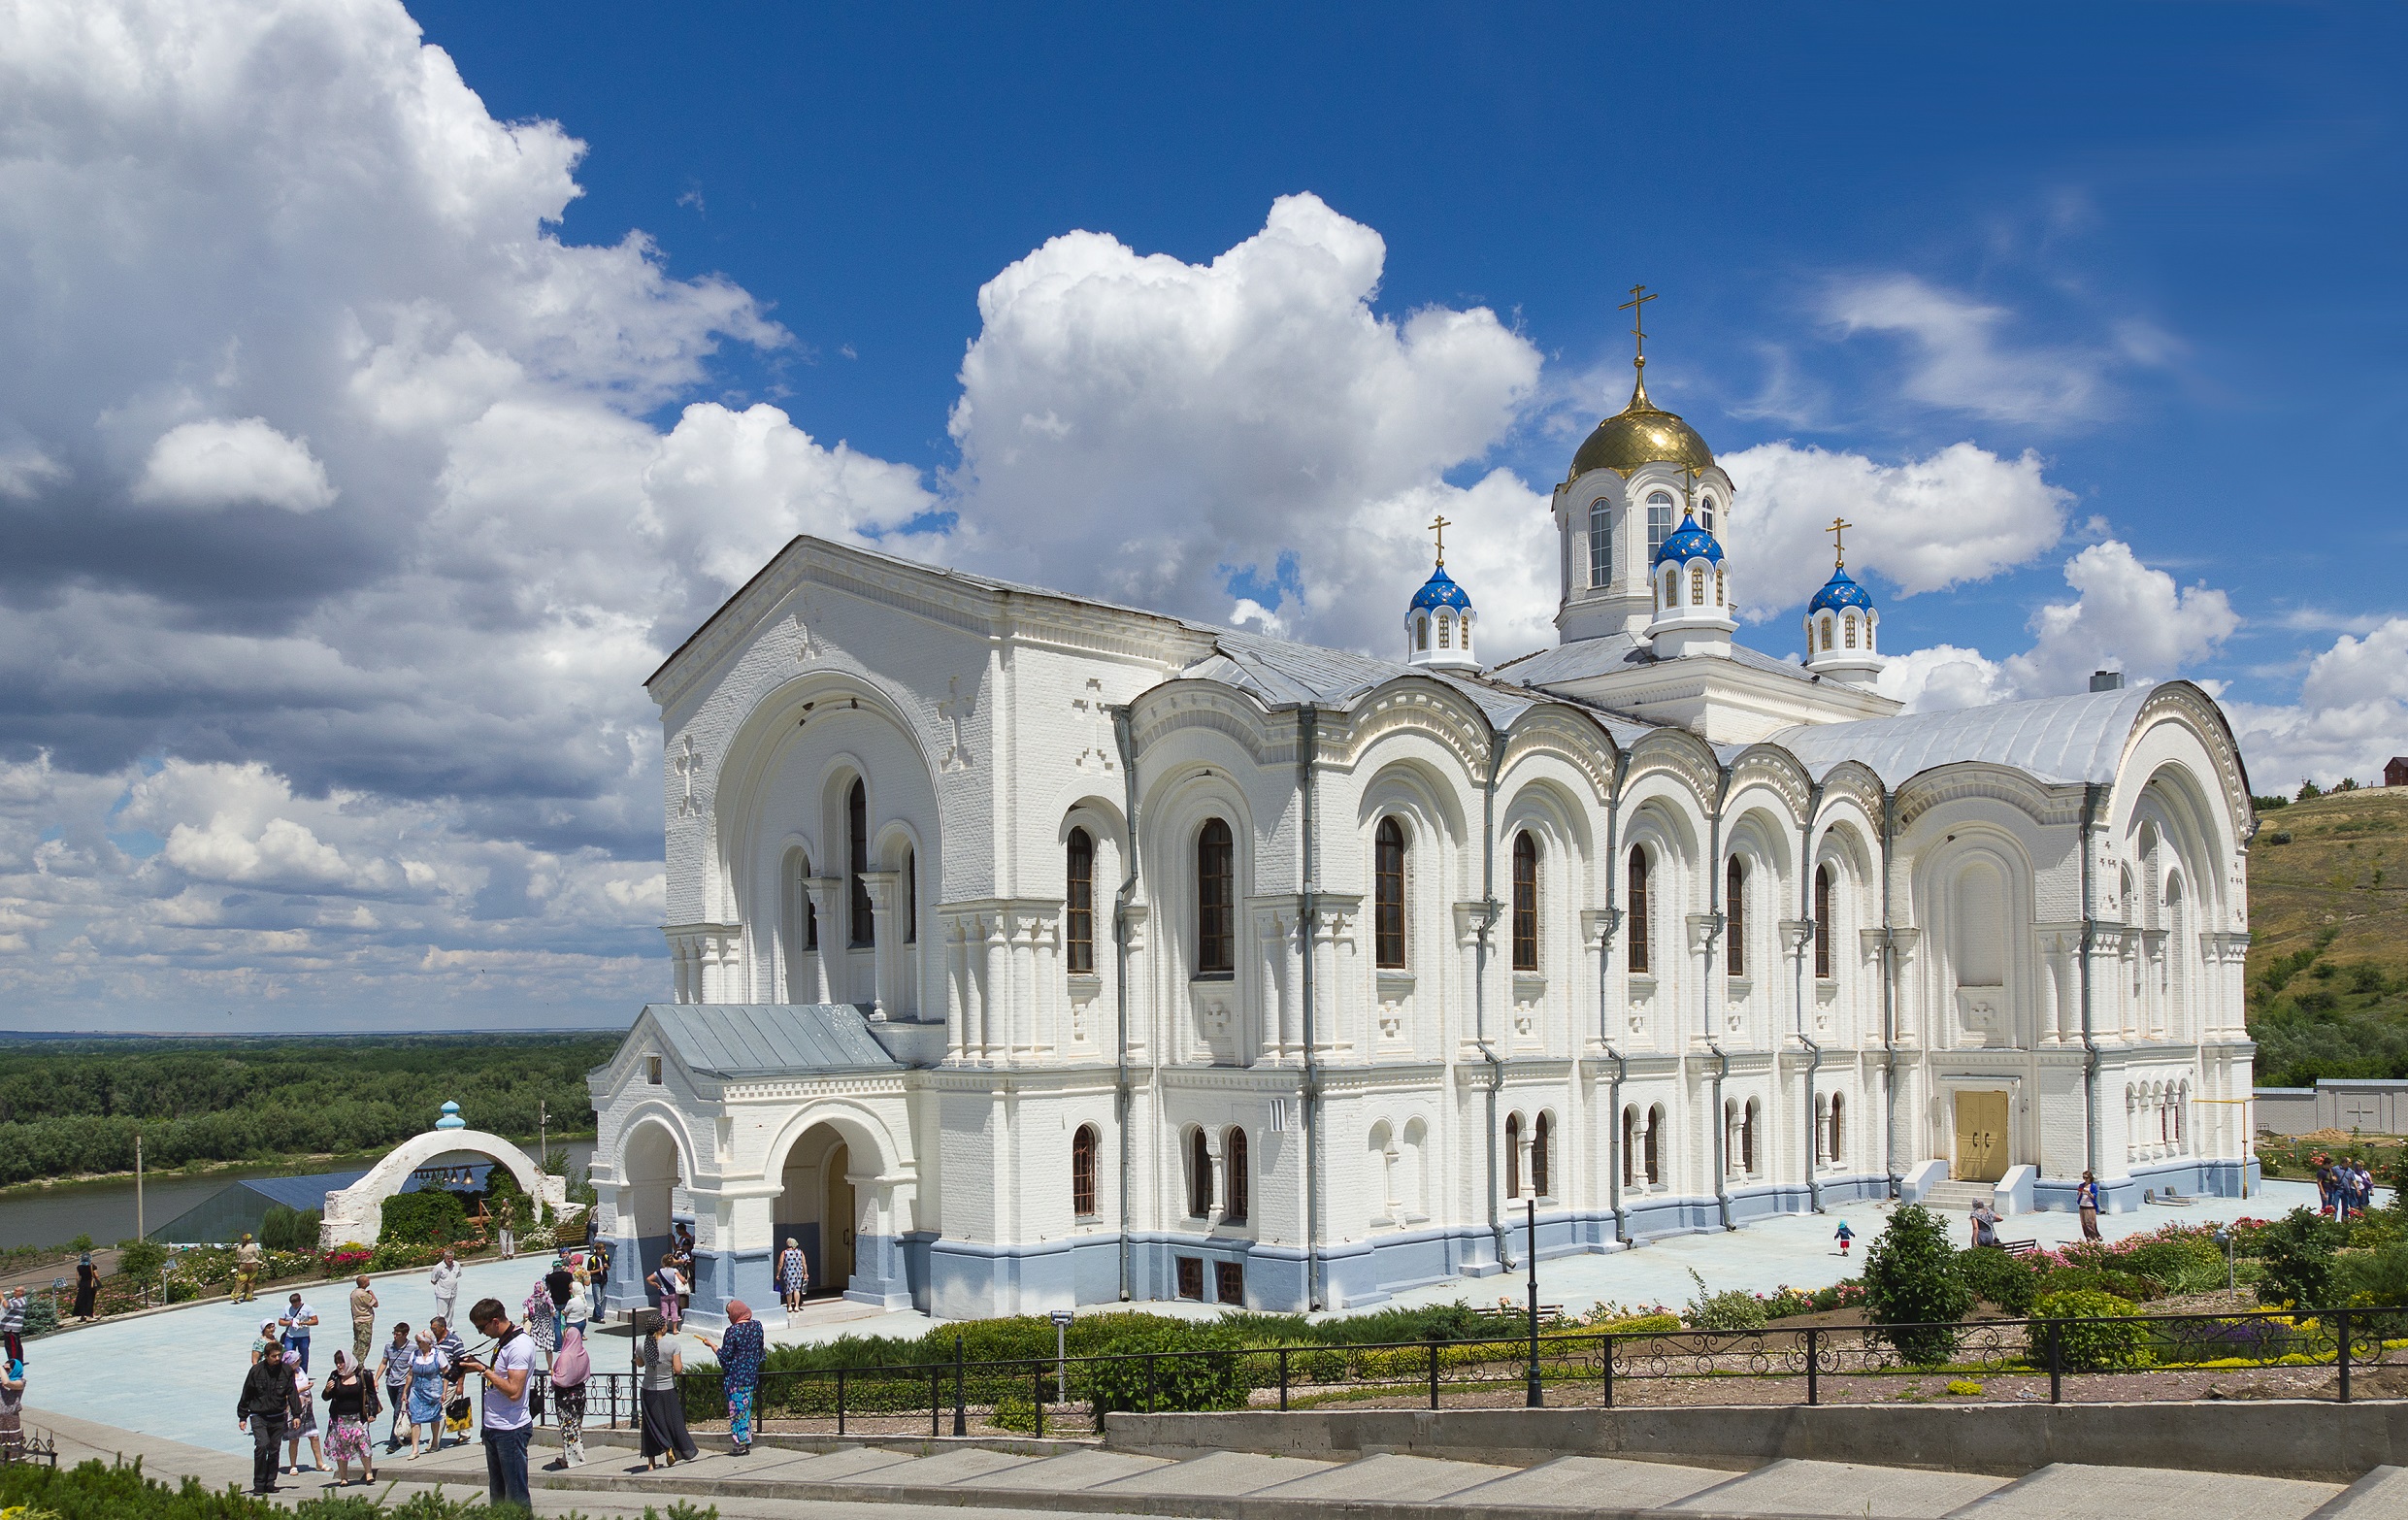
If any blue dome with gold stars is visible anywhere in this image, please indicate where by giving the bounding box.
[1409,564,1472,612]
[1808,564,1875,614]
[1650,509,1724,567]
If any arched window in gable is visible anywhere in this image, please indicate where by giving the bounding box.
[1066,828,1096,974]
[1374,817,1407,970]
[1813,864,1833,979]
[1726,856,1747,976]
[1196,818,1235,976]
[847,778,874,947]
[1511,831,1539,973]
[1072,1124,1099,1217]
[1589,499,1613,587]
[1628,847,1652,975]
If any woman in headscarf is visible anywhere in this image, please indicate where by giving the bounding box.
[319,1349,379,1486]
[636,1316,697,1470]
[546,1323,591,1470]
[694,1301,766,1456]
[521,1278,559,1367]
[72,1252,98,1322]
[404,1331,445,1459]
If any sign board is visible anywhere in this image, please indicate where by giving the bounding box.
[1051,1309,1074,1328]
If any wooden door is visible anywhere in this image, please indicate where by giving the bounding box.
[1952,1091,2010,1182]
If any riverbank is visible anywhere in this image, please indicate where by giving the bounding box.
[0,1137,597,1200]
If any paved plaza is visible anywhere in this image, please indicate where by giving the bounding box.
[17,1178,2327,1463]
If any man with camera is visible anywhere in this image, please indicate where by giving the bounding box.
[454,1297,538,1508]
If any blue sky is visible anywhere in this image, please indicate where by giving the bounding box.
[0,1,2401,1029]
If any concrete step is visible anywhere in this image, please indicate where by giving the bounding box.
[1666,1457,2009,1518]
[1922,1180,1997,1209]
[1446,1454,1739,1511]
[1248,1452,1520,1503]
[1951,1463,2343,1520]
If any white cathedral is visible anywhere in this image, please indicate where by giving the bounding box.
[588,335,2259,1327]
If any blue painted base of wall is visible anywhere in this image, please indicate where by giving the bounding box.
[2029,1157,2259,1216]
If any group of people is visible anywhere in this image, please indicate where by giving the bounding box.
[2317,1154,2380,1220]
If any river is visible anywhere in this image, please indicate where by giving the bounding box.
[0,1139,596,1251]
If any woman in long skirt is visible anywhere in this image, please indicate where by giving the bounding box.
[693,1300,766,1456]
[0,1357,24,1462]
[404,1333,445,1459]
[72,1253,98,1322]
[283,1368,324,1475]
[637,1327,697,1470]
[547,1325,590,1470]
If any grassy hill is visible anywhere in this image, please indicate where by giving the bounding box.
[2245,786,2408,1087]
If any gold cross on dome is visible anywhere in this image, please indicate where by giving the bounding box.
[1618,284,1657,372]
[1429,513,1450,566]
[1829,516,1853,568]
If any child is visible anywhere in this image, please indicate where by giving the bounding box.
[1833,1220,1854,1255]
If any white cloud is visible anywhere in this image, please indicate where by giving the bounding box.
[0,443,64,498]
[1876,644,2015,713]
[946,192,1545,657]
[2005,540,2237,696]
[132,417,337,512]
[2227,618,2408,792]
[1825,274,2125,425]
[1722,440,2071,612]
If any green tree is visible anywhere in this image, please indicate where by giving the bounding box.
[1862,1205,1974,1365]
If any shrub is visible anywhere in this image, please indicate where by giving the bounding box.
[2338,1241,2408,1336]
[116,1238,167,1285]
[2038,1265,2155,1303]
[379,1188,469,1247]
[2121,1234,2226,1296]
[2255,1206,2344,1308]
[1684,1270,1768,1331]
[1862,1206,1973,1366]
[1076,1320,1254,1414]
[2034,1288,2148,1371]
[1945,1379,1983,1396]
[20,1297,57,1337]
[1956,1246,2040,1314]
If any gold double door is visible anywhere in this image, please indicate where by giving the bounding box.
[1952,1091,2010,1183]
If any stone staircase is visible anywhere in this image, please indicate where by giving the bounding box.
[1919,1179,1996,1212]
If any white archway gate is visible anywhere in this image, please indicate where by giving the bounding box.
[318,1129,569,1250]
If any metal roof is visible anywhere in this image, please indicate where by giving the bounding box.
[1488,630,1814,689]
[643,1003,905,1078]
[1767,685,2152,788]
[1180,630,1571,733]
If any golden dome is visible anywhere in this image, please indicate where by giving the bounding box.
[1568,371,1714,479]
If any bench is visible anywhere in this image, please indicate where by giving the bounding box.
[2000,1239,2039,1256]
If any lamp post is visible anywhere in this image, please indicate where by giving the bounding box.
[1524,1198,1542,1407]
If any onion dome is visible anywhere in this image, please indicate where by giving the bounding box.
[1651,507,1724,567]
[1570,373,1716,479]
[1808,564,1874,614]
[1409,564,1472,612]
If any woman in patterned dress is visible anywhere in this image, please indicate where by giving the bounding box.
[693,1300,767,1456]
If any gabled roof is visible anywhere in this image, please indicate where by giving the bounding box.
[1180,630,1582,732]
[1488,630,1817,688]
[643,1003,904,1078]
[1768,684,2154,788]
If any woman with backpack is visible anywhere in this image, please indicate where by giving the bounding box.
[546,1324,590,1470]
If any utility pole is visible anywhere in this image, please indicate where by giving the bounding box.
[540,1099,548,1170]
[135,1132,145,1241]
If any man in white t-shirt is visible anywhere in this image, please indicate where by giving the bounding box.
[462,1298,536,1508]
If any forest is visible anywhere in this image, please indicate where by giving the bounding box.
[2246,785,2408,1088]
[0,1032,613,1186]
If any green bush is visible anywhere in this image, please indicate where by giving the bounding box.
[2035,1288,2149,1371]
[1075,1319,1255,1414]
[20,1296,57,1337]
[2339,1242,2408,1336]
[1863,1206,1974,1366]
[2255,1206,2344,1308]
[0,1454,721,1520]
[2038,1265,2156,1303]
[116,1237,168,1285]
[379,1188,470,1247]
[2121,1235,2225,1296]
[1956,1246,2040,1314]
[259,1204,323,1253]
[1685,1269,1768,1331]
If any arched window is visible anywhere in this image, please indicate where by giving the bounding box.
[1726,856,1746,976]
[1415,614,1429,650]
[1691,565,1706,604]
[1820,616,1833,651]
[1436,613,1452,648]
[800,851,818,951]
[1699,497,1716,534]
[1644,1105,1664,1185]
[1504,1112,1523,1198]
[1741,1098,1760,1174]
[1196,818,1235,976]
[1511,832,1539,973]
[1374,817,1407,970]
[848,779,874,946]
[903,846,917,944]
[1532,1112,1552,1198]
[1843,613,1858,649]
[1066,829,1096,975]
[1589,499,1613,588]
[1188,1128,1213,1219]
[1830,1093,1845,1162]
[1621,1106,1637,1187]
[1627,848,1651,975]
[1647,493,1674,558]
[1072,1124,1100,1217]
[1724,1100,1740,1175]
[1715,567,1726,605]
[1814,864,1833,979]
[1224,1129,1249,1223]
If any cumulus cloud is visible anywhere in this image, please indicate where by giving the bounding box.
[2227,619,2408,792]
[132,417,337,512]
[1722,440,2071,613]
[946,192,1546,657]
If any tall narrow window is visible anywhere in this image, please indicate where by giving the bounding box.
[847,779,874,946]
[1066,829,1096,974]
[1374,817,1406,970]
[1741,1100,1759,1174]
[1647,493,1673,559]
[1072,1124,1099,1217]
[1844,614,1858,649]
[1726,857,1746,976]
[1813,864,1832,979]
[1415,615,1429,650]
[1437,613,1452,648]
[1188,1129,1213,1218]
[1588,499,1613,587]
[1691,565,1706,604]
[1511,831,1539,973]
[1532,1112,1552,1198]
[1699,498,1716,534]
[1829,1094,1845,1162]
[800,852,818,951]
[1196,818,1235,975]
[1621,1107,1636,1186]
[1628,848,1651,975]
[1644,1106,1663,1185]
[1715,567,1726,604]
[1224,1129,1248,1223]
[903,847,917,944]
[1504,1112,1523,1198]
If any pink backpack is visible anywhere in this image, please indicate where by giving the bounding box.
[550,1329,590,1387]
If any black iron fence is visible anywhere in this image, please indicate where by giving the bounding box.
[515,1305,2408,1442]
